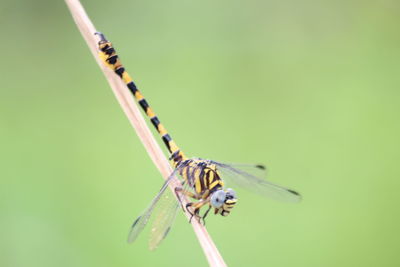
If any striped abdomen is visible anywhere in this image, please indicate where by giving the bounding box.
[96,33,185,166]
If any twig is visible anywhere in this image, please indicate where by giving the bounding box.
[64,0,227,266]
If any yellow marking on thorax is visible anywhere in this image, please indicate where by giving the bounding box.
[185,163,202,194]
[207,170,214,185]
[179,166,188,181]
[194,177,202,194]
[209,180,223,190]
[193,167,202,180]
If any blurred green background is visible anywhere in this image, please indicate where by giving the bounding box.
[1,0,399,266]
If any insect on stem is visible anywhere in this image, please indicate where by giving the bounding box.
[64,0,228,266]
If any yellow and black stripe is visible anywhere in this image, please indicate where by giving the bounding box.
[179,160,224,195]
[96,32,186,166]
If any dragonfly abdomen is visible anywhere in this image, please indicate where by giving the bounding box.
[96,33,185,166]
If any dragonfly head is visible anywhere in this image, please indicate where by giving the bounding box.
[210,188,237,216]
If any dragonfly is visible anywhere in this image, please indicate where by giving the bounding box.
[95,32,301,250]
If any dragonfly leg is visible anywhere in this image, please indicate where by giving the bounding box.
[176,187,201,200]
[174,187,203,223]
[174,187,185,212]
[185,203,196,223]
[175,188,210,223]
[201,189,210,199]
[187,200,209,223]
[175,187,202,214]
[201,205,212,226]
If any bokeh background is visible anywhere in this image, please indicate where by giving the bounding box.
[1,0,399,266]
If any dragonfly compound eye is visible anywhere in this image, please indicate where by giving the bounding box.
[225,188,237,199]
[211,190,226,208]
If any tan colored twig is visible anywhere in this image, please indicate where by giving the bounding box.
[64,0,227,266]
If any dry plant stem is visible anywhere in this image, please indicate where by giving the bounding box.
[64,0,227,266]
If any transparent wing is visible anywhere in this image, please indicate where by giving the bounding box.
[211,160,301,203]
[220,162,268,179]
[148,179,194,250]
[148,189,180,250]
[127,168,181,245]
